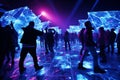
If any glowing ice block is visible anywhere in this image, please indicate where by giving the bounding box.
[0,6,43,31]
[88,11,120,30]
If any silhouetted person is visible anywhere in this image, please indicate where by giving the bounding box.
[63,30,71,51]
[116,29,120,55]
[19,21,43,74]
[54,31,59,48]
[105,30,110,53]
[0,21,6,69]
[10,22,19,64]
[44,27,49,54]
[79,28,85,55]
[78,21,105,73]
[97,27,107,63]
[45,28,55,54]
[5,22,17,65]
[109,28,116,54]
[11,22,19,51]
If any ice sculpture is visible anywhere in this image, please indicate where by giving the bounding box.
[67,25,80,33]
[0,6,51,48]
[78,19,88,28]
[1,6,53,37]
[88,11,120,30]
[0,6,43,30]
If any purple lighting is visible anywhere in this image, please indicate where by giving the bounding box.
[39,9,63,28]
[41,11,47,17]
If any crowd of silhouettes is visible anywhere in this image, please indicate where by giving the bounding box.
[0,12,120,75]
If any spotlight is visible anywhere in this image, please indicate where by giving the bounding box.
[41,11,47,16]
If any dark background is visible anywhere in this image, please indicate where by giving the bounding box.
[0,0,120,27]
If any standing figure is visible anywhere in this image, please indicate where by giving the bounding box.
[63,30,71,51]
[105,30,110,53]
[116,29,120,55]
[109,28,116,54]
[78,21,105,73]
[78,28,85,55]
[97,27,107,63]
[0,21,6,68]
[19,21,43,74]
[45,28,55,54]
[5,22,17,65]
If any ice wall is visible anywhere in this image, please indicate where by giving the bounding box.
[0,6,51,48]
[0,6,43,30]
[88,11,120,30]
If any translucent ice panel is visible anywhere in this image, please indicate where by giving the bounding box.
[88,11,120,29]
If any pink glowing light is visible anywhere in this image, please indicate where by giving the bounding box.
[39,9,63,27]
[40,11,50,19]
[41,11,47,16]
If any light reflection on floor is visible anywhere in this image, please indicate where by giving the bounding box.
[77,74,88,80]
[0,41,120,80]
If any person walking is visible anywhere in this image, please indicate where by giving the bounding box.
[78,21,105,73]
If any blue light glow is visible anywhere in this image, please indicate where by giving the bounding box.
[0,6,46,31]
[0,6,54,47]
[77,74,88,80]
[68,25,80,33]
[67,0,83,23]
[54,56,63,60]
[54,55,71,69]
[78,19,88,28]
[37,68,46,75]
[91,0,99,11]
[25,62,34,66]
[61,63,71,69]
[83,61,93,69]
[88,11,120,29]
[87,71,94,75]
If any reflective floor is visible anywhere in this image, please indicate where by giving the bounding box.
[0,41,120,80]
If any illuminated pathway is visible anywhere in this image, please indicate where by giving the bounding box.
[0,41,120,80]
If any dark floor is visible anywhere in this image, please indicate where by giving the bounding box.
[0,41,120,80]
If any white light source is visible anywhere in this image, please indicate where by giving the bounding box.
[41,11,47,16]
